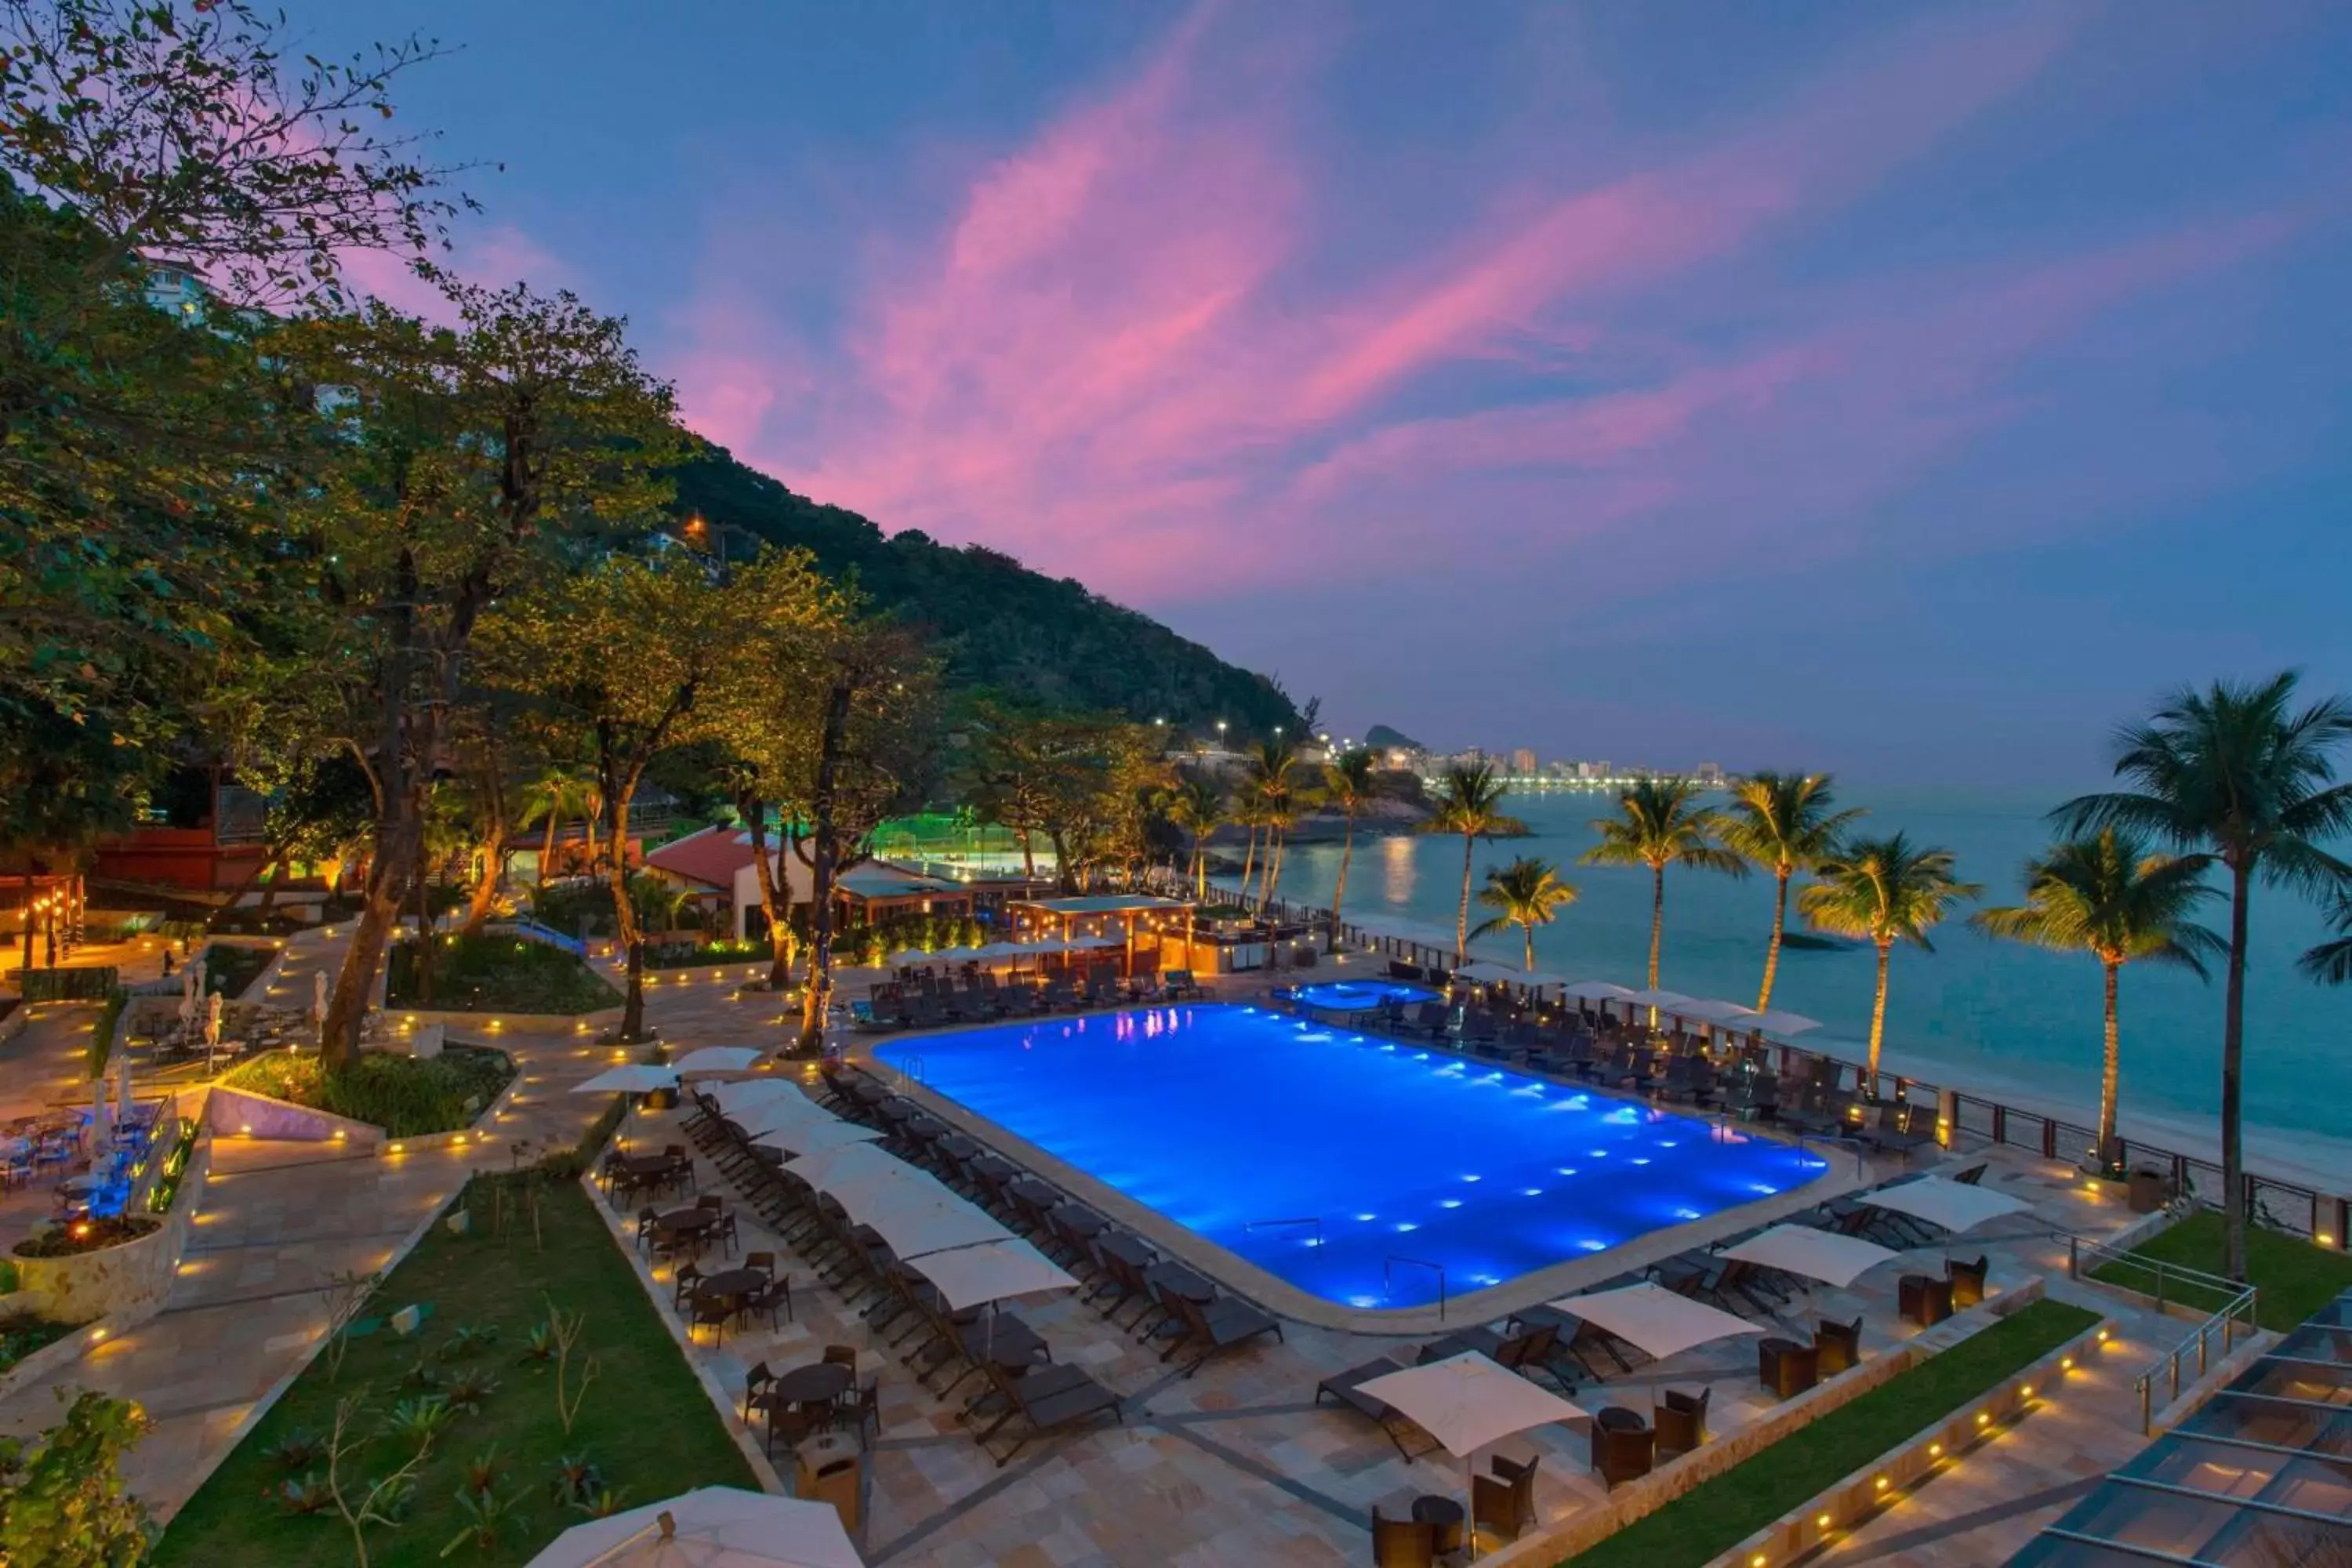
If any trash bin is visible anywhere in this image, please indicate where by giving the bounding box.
[2128,1166,2169,1214]
[794,1431,862,1532]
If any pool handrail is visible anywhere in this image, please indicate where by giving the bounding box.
[1385,1254,1448,1321]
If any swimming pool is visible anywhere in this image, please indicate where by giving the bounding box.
[875,1004,1828,1311]
[1290,979,1442,1011]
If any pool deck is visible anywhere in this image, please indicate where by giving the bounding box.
[859,1014,1877,1337]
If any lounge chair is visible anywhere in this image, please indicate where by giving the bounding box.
[1315,1359,1439,1460]
[1158,1288,1283,1376]
[1161,969,1203,1000]
[968,1359,1123,1467]
[1862,1103,1937,1159]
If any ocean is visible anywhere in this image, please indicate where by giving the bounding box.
[1245,786,2350,1165]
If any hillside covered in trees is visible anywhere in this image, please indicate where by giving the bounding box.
[668,444,1302,731]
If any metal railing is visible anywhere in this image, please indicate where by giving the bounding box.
[2068,1232,2262,1432]
[489,918,588,958]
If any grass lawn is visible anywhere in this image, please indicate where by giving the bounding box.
[2093,1210,2352,1332]
[155,1177,755,1568]
[220,1046,517,1138]
[1566,1299,2100,1567]
[387,935,619,1015]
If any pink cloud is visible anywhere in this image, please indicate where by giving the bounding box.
[656,1,2312,612]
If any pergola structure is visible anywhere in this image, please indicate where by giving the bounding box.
[1006,894,1196,978]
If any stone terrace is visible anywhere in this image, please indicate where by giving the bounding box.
[618,1064,2174,1566]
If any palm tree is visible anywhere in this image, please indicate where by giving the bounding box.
[2297,893,2352,986]
[1970,829,2222,1171]
[1164,774,1225,900]
[1581,776,1745,991]
[2056,672,2352,1278]
[521,767,598,884]
[1798,832,1980,1086]
[1418,760,1520,965]
[1470,856,1581,970]
[1719,772,1863,1011]
[1246,737,1302,907]
[1321,749,1379,951]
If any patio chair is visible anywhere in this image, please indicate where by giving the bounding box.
[1315,1359,1440,1461]
[1370,1507,1439,1568]
[1653,1388,1708,1457]
[1472,1453,1540,1544]
[1947,1254,1989,1308]
[1814,1316,1861,1375]
[1163,968,1202,1000]
[743,1361,775,1422]
[1158,1288,1283,1377]
[687,1291,732,1345]
[670,1262,703,1312]
[1591,1416,1655,1489]
[967,1358,1124,1468]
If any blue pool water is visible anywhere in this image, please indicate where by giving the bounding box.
[877,1004,1828,1309]
[1290,979,1441,1011]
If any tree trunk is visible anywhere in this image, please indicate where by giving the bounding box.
[1523,924,1535,971]
[2099,958,2122,1171]
[320,808,419,1069]
[1263,827,1285,907]
[797,677,855,1055]
[1647,865,1665,990]
[1758,866,1790,1011]
[461,844,499,935]
[606,782,646,1040]
[1240,825,1258,900]
[208,852,275,933]
[17,867,31,976]
[1192,831,1208,901]
[1049,829,1074,894]
[1017,827,1035,881]
[2221,858,2250,1279]
[742,794,793,988]
[411,857,437,1005]
[252,855,289,922]
[539,804,561,884]
[1454,833,1474,966]
[1328,807,1355,953]
[1866,938,1893,1086]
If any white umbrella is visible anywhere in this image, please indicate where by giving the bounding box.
[829,1168,960,1229]
[1860,1176,2031,1235]
[1457,960,1533,985]
[203,993,223,1068]
[746,1119,881,1156]
[1551,1282,1764,1361]
[732,1096,837,1140]
[1357,1352,1587,1532]
[1663,998,1758,1025]
[907,1237,1076,1307]
[523,1485,863,1568]
[1720,1225,1900,1289]
[789,1140,921,1195]
[670,1047,762,1076]
[112,1054,132,1124]
[1743,1008,1822,1037]
[310,969,328,1026]
[574,1065,678,1094]
[188,957,207,1004]
[89,1077,111,1157]
[1561,981,1636,1003]
[710,1079,800,1116]
[865,1199,1011,1258]
[1623,988,1693,1011]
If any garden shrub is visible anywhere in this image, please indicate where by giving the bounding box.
[220,1046,516,1138]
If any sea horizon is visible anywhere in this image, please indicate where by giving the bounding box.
[1225,782,2351,1178]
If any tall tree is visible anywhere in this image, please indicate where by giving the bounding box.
[1970,829,2221,1171]
[482,550,782,1040]
[1719,772,1862,1011]
[2056,671,2352,1278]
[793,624,935,1054]
[1246,736,1302,907]
[1798,832,1980,1084]
[1581,776,1745,991]
[1319,749,1378,950]
[1469,856,1581,970]
[289,285,684,1066]
[1163,772,1224,901]
[1418,760,1520,966]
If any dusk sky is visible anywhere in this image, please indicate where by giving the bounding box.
[337,2,2352,787]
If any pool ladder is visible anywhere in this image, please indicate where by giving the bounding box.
[1245,1215,1323,1250]
[1385,1255,1448,1321]
[894,1054,928,1091]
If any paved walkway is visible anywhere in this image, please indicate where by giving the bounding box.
[1809,1279,2181,1566]
[0,924,615,1520]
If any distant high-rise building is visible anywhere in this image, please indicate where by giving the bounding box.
[1693,760,1727,786]
[1510,748,1537,776]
